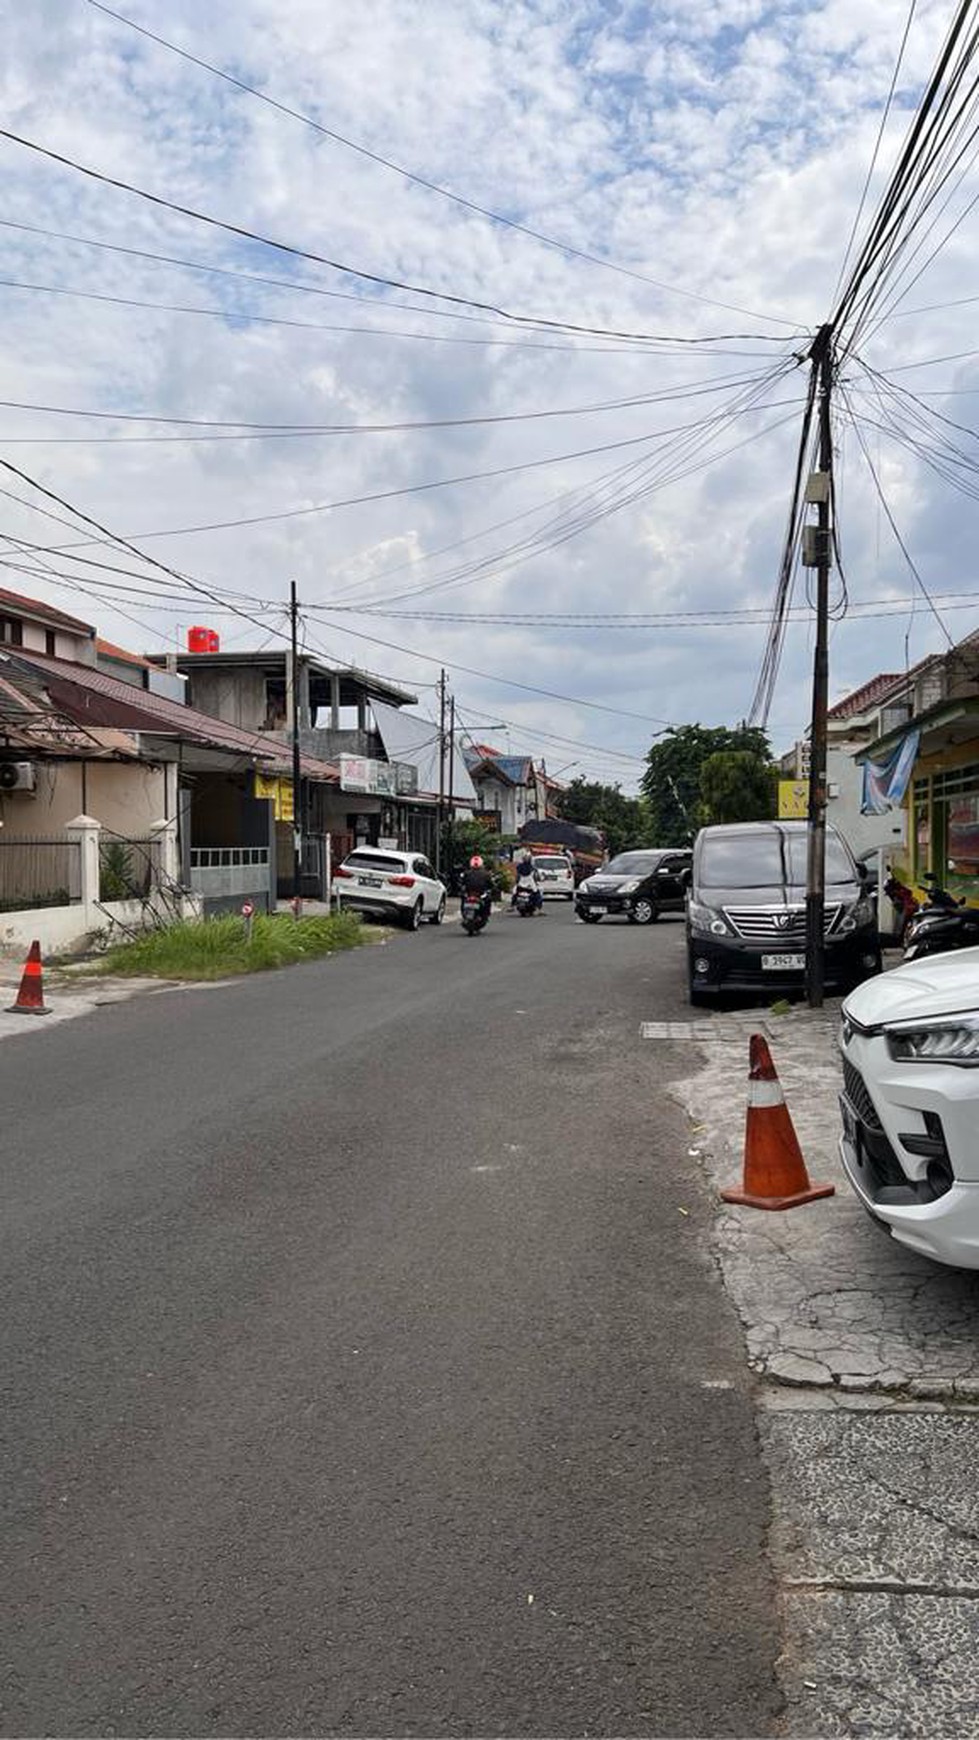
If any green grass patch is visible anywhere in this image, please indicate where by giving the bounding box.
[101,909,369,980]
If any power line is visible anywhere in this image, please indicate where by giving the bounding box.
[0,465,670,732]
[86,0,801,331]
[0,273,738,359]
[42,399,803,548]
[0,369,788,443]
[831,0,920,305]
[0,219,797,349]
[303,613,676,726]
[839,378,956,647]
[0,126,802,348]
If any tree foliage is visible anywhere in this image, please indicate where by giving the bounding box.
[700,750,777,825]
[554,778,650,857]
[641,724,773,843]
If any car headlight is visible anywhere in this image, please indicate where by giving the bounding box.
[618,879,641,894]
[886,1017,979,1065]
[836,895,875,933]
[688,900,729,937]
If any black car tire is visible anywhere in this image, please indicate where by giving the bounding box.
[428,895,446,926]
[629,898,658,925]
[404,898,423,931]
[580,910,602,923]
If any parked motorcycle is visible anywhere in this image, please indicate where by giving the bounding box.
[461,892,490,936]
[883,873,920,945]
[903,874,979,961]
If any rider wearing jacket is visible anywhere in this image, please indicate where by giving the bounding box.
[461,854,493,918]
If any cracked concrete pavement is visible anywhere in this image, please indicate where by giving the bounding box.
[667,1002,979,1398]
[652,993,979,1735]
[767,1412,979,1736]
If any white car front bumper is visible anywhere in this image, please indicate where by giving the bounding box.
[839,1023,979,1267]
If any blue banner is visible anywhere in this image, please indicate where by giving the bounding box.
[861,728,920,816]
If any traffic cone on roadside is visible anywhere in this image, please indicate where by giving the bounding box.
[721,1033,834,1211]
[6,940,50,1016]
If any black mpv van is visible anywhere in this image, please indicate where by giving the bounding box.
[686,820,881,1003]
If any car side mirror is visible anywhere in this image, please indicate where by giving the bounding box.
[856,862,868,882]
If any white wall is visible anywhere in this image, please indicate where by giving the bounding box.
[0,892,202,960]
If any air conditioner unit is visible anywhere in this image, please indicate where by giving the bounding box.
[0,762,37,793]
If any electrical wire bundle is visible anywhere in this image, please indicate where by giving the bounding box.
[747,0,979,728]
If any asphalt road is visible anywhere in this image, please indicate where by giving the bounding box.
[1,906,781,1737]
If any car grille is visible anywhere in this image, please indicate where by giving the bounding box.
[841,1057,882,1131]
[723,903,840,942]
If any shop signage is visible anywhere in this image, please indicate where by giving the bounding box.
[339,755,418,797]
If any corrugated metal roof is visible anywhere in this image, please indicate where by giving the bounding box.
[0,586,95,636]
[7,651,338,780]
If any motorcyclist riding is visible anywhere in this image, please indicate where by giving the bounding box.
[461,853,493,922]
[512,848,544,913]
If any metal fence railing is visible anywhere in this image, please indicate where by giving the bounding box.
[0,836,81,911]
[189,845,271,900]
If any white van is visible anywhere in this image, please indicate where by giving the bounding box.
[531,854,575,899]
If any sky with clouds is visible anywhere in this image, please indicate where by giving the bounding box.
[2,0,977,788]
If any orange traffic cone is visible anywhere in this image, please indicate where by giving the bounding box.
[721,1033,834,1211]
[6,940,50,1015]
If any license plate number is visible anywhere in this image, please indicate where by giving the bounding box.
[359,875,384,888]
[761,953,805,970]
[589,903,606,913]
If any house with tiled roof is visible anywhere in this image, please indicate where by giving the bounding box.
[463,743,540,836]
[0,589,342,947]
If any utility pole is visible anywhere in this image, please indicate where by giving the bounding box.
[436,669,447,876]
[804,324,835,1008]
[448,694,456,824]
[290,580,303,914]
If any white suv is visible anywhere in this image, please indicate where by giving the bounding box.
[839,947,979,1268]
[333,847,446,930]
[531,854,575,899]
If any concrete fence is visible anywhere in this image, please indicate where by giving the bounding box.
[0,815,201,959]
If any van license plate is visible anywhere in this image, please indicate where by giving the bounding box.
[761,953,805,970]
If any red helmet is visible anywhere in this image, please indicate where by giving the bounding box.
[469,854,484,868]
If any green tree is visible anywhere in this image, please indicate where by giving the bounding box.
[700,750,777,824]
[555,779,650,857]
[641,724,772,844]
[440,816,505,893]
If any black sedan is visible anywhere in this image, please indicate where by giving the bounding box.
[575,849,691,925]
